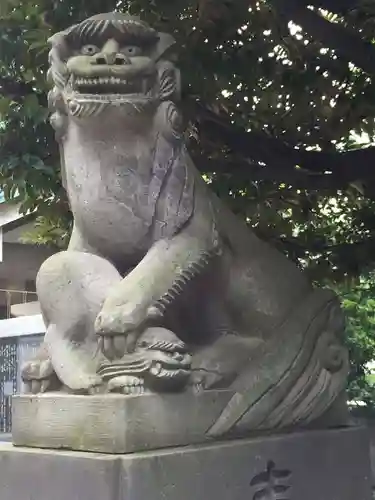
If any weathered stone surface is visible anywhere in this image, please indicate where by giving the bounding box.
[0,444,118,500]
[12,391,233,453]
[1,427,372,500]
[19,11,349,441]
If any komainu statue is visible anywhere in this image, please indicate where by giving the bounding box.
[22,12,349,438]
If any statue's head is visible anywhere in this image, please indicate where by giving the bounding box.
[48,12,180,130]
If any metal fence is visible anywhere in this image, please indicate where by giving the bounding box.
[0,338,17,433]
[0,317,44,435]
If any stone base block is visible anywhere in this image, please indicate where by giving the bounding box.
[0,427,372,500]
[12,391,233,453]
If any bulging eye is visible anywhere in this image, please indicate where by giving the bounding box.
[81,44,99,55]
[121,46,142,57]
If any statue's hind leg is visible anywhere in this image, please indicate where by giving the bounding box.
[22,251,122,393]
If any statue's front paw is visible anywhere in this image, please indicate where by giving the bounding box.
[95,303,147,335]
[95,306,146,360]
[22,358,59,394]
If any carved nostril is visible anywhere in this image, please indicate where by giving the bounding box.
[93,54,131,65]
[115,55,131,65]
[95,55,107,65]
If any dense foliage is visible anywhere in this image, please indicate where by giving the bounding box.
[334,274,375,407]
[1,0,375,276]
[2,0,375,405]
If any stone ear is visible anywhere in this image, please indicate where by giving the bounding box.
[153,32,177,62]
[47,33,71,61]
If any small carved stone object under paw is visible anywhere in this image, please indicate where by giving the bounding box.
[97,327,192,393]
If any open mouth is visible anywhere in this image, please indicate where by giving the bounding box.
[72,76,152,97]
[97,344,191,393]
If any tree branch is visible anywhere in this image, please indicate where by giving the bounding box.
[294,0,359,17]
[192,154,351,190]
[193,102,375,185]
[270,0,375,76]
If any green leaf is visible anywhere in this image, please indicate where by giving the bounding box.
[23,94,41,118]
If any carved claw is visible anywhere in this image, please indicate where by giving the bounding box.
[22,357,58,394]
[28,379,44,394]
[95,304,149,359]
[98,330,140,360]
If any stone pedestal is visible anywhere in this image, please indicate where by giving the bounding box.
[0,427,372,500]
[11,392,234,453]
